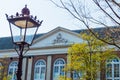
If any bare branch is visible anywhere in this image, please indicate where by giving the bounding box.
[93,0,120,25]
[105,0,120,20]
[50,0,120,49]
[50,0,64,8]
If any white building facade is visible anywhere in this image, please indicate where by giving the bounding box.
[0,27,120,80]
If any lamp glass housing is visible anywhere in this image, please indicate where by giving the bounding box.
[8,16,40,45]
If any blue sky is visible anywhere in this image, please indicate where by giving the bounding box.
[0,0,82,37]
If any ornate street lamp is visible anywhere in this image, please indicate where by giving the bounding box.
[6,5,43,80]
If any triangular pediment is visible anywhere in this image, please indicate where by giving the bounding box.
[31,27,83,48]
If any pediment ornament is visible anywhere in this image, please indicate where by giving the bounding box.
[53,33,68,44]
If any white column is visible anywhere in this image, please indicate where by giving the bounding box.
[27,57,33,80]
[22,58,27,80]
[66,55,71,78]
[46,56,52,80]
[97,71,100,80]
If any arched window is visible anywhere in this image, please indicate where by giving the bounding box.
[8,61,18,80]
[34,59,46,80]
[53,58,65,80]
[106,58,120,80]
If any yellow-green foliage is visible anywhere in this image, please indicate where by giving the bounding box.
[59,76,72,80]
[2,75,11,80]
[0,59,11,80]
[61,33,116,80]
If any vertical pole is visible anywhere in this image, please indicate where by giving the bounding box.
[17,44,24,80]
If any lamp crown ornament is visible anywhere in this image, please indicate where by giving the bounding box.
[6,5,43,45]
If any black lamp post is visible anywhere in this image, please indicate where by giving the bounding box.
[6,5,43,80]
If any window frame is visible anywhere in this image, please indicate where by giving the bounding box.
[53,58,65,80]
[34,59,46,80]
[106,58,120,80]
[8,61,18,80]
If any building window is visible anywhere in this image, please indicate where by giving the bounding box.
[53,58,65,80]
[73,71,82,80]
[8,61,18,80]
[106,58,120,80]
[34,59,46,80]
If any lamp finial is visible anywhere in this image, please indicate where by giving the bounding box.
[21,5,30,15]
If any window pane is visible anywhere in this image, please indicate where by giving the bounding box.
[106,64,112,77]
[60,66,64,76]
[114,64,119,77]
[54,66,59,73]
[40,67,46,79]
